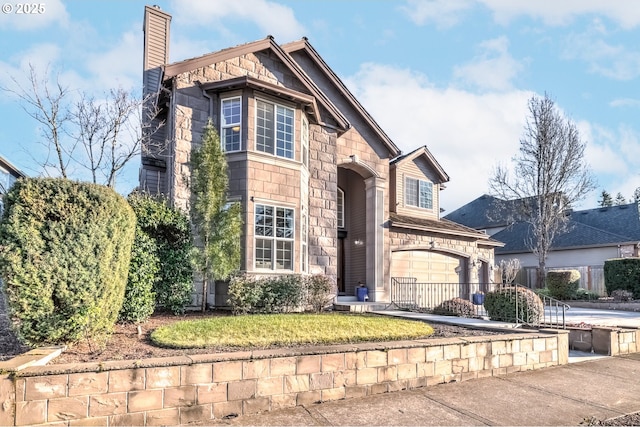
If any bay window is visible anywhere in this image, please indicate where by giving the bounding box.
[221,97,241,152]
[256,99,294,159]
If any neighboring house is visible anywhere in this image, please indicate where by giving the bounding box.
[445,194,640,295]
[0,155,26,214]
[139,6,502,308]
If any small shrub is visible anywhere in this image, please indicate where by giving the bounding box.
[433,297,475,317]
[575,288,600,301]
[484,286,544,324]
[261,275,304,313]
[227,273,263,315]
[0,178,135,345]
[305,274,334,313]
[535,288,552,298]
[546,270,580,300]
[611,289,634,302]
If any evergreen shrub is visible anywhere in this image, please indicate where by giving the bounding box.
[484,286,544,324]
[604,258,640,298]
[433,297,476,317]
[0,178,135,345]
[546,270,580,300]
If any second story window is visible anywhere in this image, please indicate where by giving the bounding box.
[405,177,433,210]
[221,97,241,152]
[256,99,294,159]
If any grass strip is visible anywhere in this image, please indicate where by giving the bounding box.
[150,313,434,349]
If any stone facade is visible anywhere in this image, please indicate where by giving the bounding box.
[0,330,568,426]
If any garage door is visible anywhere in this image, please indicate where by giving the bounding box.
[390,250,463,283]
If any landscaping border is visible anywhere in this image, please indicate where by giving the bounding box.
[0,329,569,426]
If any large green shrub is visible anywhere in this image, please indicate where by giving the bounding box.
[484,286,544,324]
[0,178,135,345]
[546,270,580,300]
[604,258,640,298]
[118,231,158,323]
[127,193,193,315]
[305,274,335,313]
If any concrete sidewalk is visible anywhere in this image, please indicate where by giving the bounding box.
[204,354,640,426]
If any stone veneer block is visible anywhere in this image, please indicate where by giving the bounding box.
[108,369,145,392]
[321,353,345,372]
[434,360,452,376]
[89,393,127,417]
[47,396,89,421]
[181,364,212,385]
[533,338,546,352]
[214,361,243,382]
[146,408,180,426]
[284,375,310,394]
[128,389,163,412]
[460,343,477,359]
[15,400,46,426]
[213,400,242,419]
[68,371,108,396]
[366,350,387,367]
[297,355,321,374]
[491,341,507,355]
[387,348,407,365]
[270,357,297,376]
[69,416,109,426]
[197,383,227,404]
[407,347,426,363]
[146,366,180,388]
[333,370,356,388]
[310,372,333,390]
[257,376,283,397]
[243,359,270,379]
[356,367,377,385]
[426,346,444,362]
[25,375,67,400]
[228,380,256,401]
[180,404,213,424]
[271,394,297,410]
[377,366,398,382]
[0,376,14,426]
[164,385,197,407]
[443,345,461,360]
[110,412,145,427]
[297,390,321,406]
[417,361,435,378]
[397,363,417,380]
[243,397,271,415]
[322,387,346,402]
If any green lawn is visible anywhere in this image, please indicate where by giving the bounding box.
[150,313,434,349]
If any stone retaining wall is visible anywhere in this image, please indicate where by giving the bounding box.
[0,330,568,426]
[569,326,640,355]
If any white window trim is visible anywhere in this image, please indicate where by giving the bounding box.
[301,114,309,168]
[255,97,295,160]
[221,96,242,152]
[337,187,345,229]
[405,176,434,210]
[253,203,296,272]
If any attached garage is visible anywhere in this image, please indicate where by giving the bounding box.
[390,250,465,283]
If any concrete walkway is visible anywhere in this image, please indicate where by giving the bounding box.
[203,354,640,426]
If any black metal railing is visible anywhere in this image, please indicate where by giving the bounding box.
[390,278,570,328]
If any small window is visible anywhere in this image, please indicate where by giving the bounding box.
[256,99,294,159]
[405,177,433,209]
[337,187,345,228]
[221,97,241,152]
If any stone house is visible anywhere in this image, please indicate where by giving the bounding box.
[140,6,501,307]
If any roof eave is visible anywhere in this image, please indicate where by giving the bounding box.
[390,219,504,246]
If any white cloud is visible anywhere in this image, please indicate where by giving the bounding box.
[344,63,533,212]
[453,36,525,92]
[0,0,68,31]
[84,30,142,91]
[169,0,306,42]
[400,0,474,29]
[401,0,640,29]
[609,98,640,108]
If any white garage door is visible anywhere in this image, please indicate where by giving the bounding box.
[390,250,463,283]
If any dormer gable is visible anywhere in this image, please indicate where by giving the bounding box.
[390,146,449,220]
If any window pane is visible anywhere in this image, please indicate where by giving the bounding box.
[276,207,294,238]
[419,181,433,209]
[222,128,241,152]
[276,241,293,270]
[256,100,274,154]
[222,98,240,127]
[337,188,344,228]
[405,178,418,206]
[255,205,273,236]
[221,98,241,152]
[255,238,273,269]
[276,106,294,159]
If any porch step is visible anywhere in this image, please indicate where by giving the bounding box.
[333,301,389,313]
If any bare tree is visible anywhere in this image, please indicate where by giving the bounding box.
[490,94,596,287]
[3,65,164,188]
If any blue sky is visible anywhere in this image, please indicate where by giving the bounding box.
[0,0,638,212]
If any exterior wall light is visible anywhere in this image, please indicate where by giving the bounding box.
[354,239,364,246]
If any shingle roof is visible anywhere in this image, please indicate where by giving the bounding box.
[389,213,503,246]
[490,202,640,254]
[443,194,529,229]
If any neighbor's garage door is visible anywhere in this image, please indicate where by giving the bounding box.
[390,250,463,283]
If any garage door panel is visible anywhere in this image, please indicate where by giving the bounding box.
[391,250,463,283]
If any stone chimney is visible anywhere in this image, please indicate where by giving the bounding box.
[143,5,171,96]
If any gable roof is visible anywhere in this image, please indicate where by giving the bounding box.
[0,155,26,179]
[390,145,449,184]
[163,36,349,132]
[389,213,504,246]
[490,202,640,254]
[282,38,401,158]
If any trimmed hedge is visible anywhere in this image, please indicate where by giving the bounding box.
[604,258,640,298]
[546,270,580,300]
[126,193,193,315]
[433,297,476,317]
[484,286,544,324]
[0,178,135,345]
